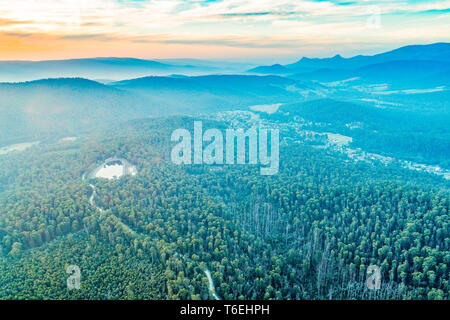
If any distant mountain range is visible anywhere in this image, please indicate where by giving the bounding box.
[248,43,450,88]
[247,64,291,75]
[2,43,449,86]
[0,57,255,82]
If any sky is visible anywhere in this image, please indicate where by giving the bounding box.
[0,0,449,63]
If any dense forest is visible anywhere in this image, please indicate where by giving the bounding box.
[0,116,448,300]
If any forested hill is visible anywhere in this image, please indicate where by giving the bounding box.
[0,78,147,145]
[0,76,324,146]
[0,116,448,300]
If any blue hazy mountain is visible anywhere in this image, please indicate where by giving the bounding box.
[0,57,230,82]
[287,42,450,70]
[114,74,302,92]
[247,64,291,75]
[249,43,450,88]
[155,58,254,73]
[290,60,450,86]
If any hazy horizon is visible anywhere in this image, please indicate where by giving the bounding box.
[0,41,448,66]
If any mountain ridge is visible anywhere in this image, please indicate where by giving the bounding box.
[248,43,450,84]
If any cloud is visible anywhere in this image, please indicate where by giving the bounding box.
[0,18,33,26]
[0,0,449,60]
[58,33,119,41]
